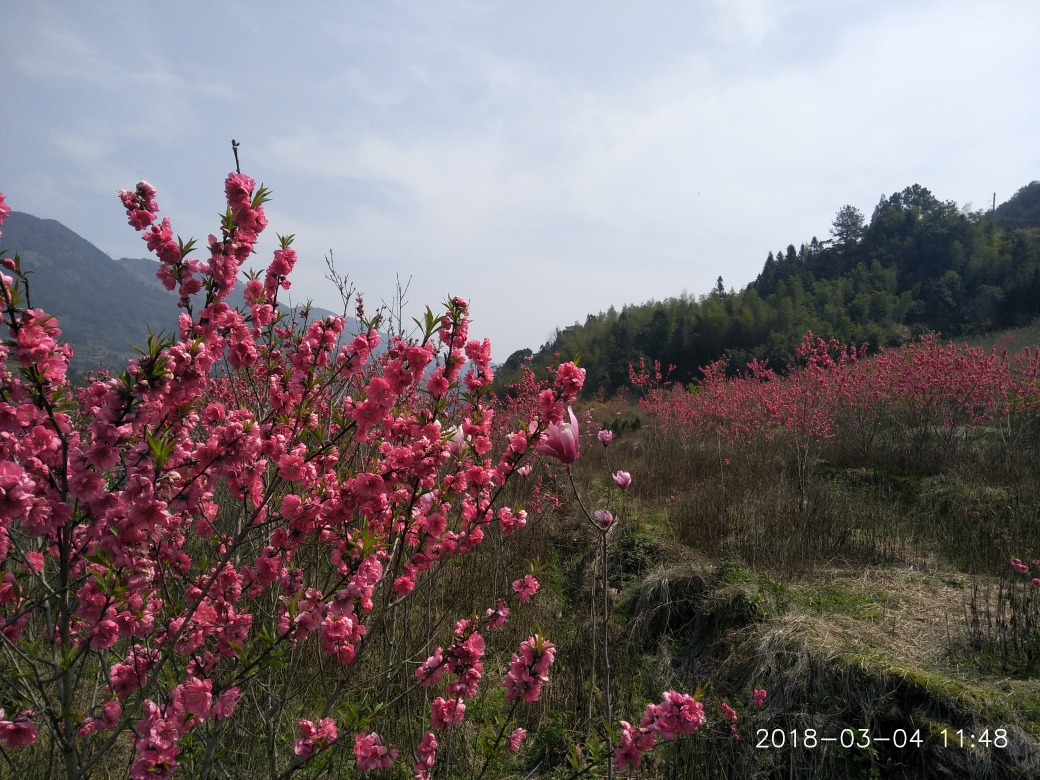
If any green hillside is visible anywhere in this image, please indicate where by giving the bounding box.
[498,181,1040,394]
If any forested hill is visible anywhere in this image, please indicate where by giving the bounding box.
[497,181,1040,395]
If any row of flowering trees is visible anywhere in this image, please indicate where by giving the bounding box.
[0,173,738,778]
[635,331,1040,491]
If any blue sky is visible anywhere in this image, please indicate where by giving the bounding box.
[2,1,1038,359]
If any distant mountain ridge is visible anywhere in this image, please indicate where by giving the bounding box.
[993,180,1040,229]
[0,212,343,377]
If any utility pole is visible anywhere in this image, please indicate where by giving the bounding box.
[992,192,996,213]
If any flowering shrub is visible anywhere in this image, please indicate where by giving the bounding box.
[0,174,591,779]
[0,173,741,778]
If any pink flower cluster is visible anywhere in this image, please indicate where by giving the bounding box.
[752,688,768,708]
[1011,557,1040,588]
[720,701,739,739]
[614,721,656,770]
[497,506,528,536]
[614,690,705,769]
[0,193,11,242]
[0,709,37,749]
[413,731,437,780]
[416,610,517,735]
[642,690,705,740]
[512,573,540,603]
[503,635,555,703]
[355,731,397,772]
[294,717,338,759]
[127,681,239,778]
[643,331,1040,474]
[430,697,466,729]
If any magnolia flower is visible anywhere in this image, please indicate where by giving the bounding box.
[592,509,614,528]
[446,427,466,457]
[517,463,533,477]
[535,407,580,463]
[598,429,613,447]
[612,470,632,490]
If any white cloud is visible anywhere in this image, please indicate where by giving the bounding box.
[2,0,1038,358]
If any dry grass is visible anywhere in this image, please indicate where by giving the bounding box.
[556,395,1040,778]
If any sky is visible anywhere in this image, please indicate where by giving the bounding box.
[1,1,1038,360]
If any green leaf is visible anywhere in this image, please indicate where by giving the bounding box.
[177,236,198,258]
[251,185,272,209]
[145,427,175,469]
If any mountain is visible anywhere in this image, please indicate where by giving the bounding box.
[114,256,342,319]
[496,181,1040,395]
[0,212,183,376]
[0,212,345,378]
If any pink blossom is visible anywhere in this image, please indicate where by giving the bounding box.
[592,509,613,528]
[485,599,510,630]
[277,453,306,481]
[614,721,655,769]
[612,470,632,490]
[554,361,586,403]
[507,727,527,753]
[641,690,705,740]
[503,635,555,702]
[535,406,580,463]
[0,192,11,235]
[721,702,737,723]
[416,648,445,686]
[0,167,574,776]
[752,688,767,708]
[294,717,337,758]
[512,574,540,603]
[597,429,613,447]
[413,731,437,780]
[90,619,120,649]
[516,463,533,476]
[497,507,527,535]
[100,700,122,729]
[0,709,37,749]
[180,677,212,718]
[430,697,465,729]
[354,731,397,772]
[212,688,240,720]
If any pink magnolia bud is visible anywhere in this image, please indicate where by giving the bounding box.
[535,407,580,463]
[612,470,632,490]
[593,509,613,528]
[598,429,613,447]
